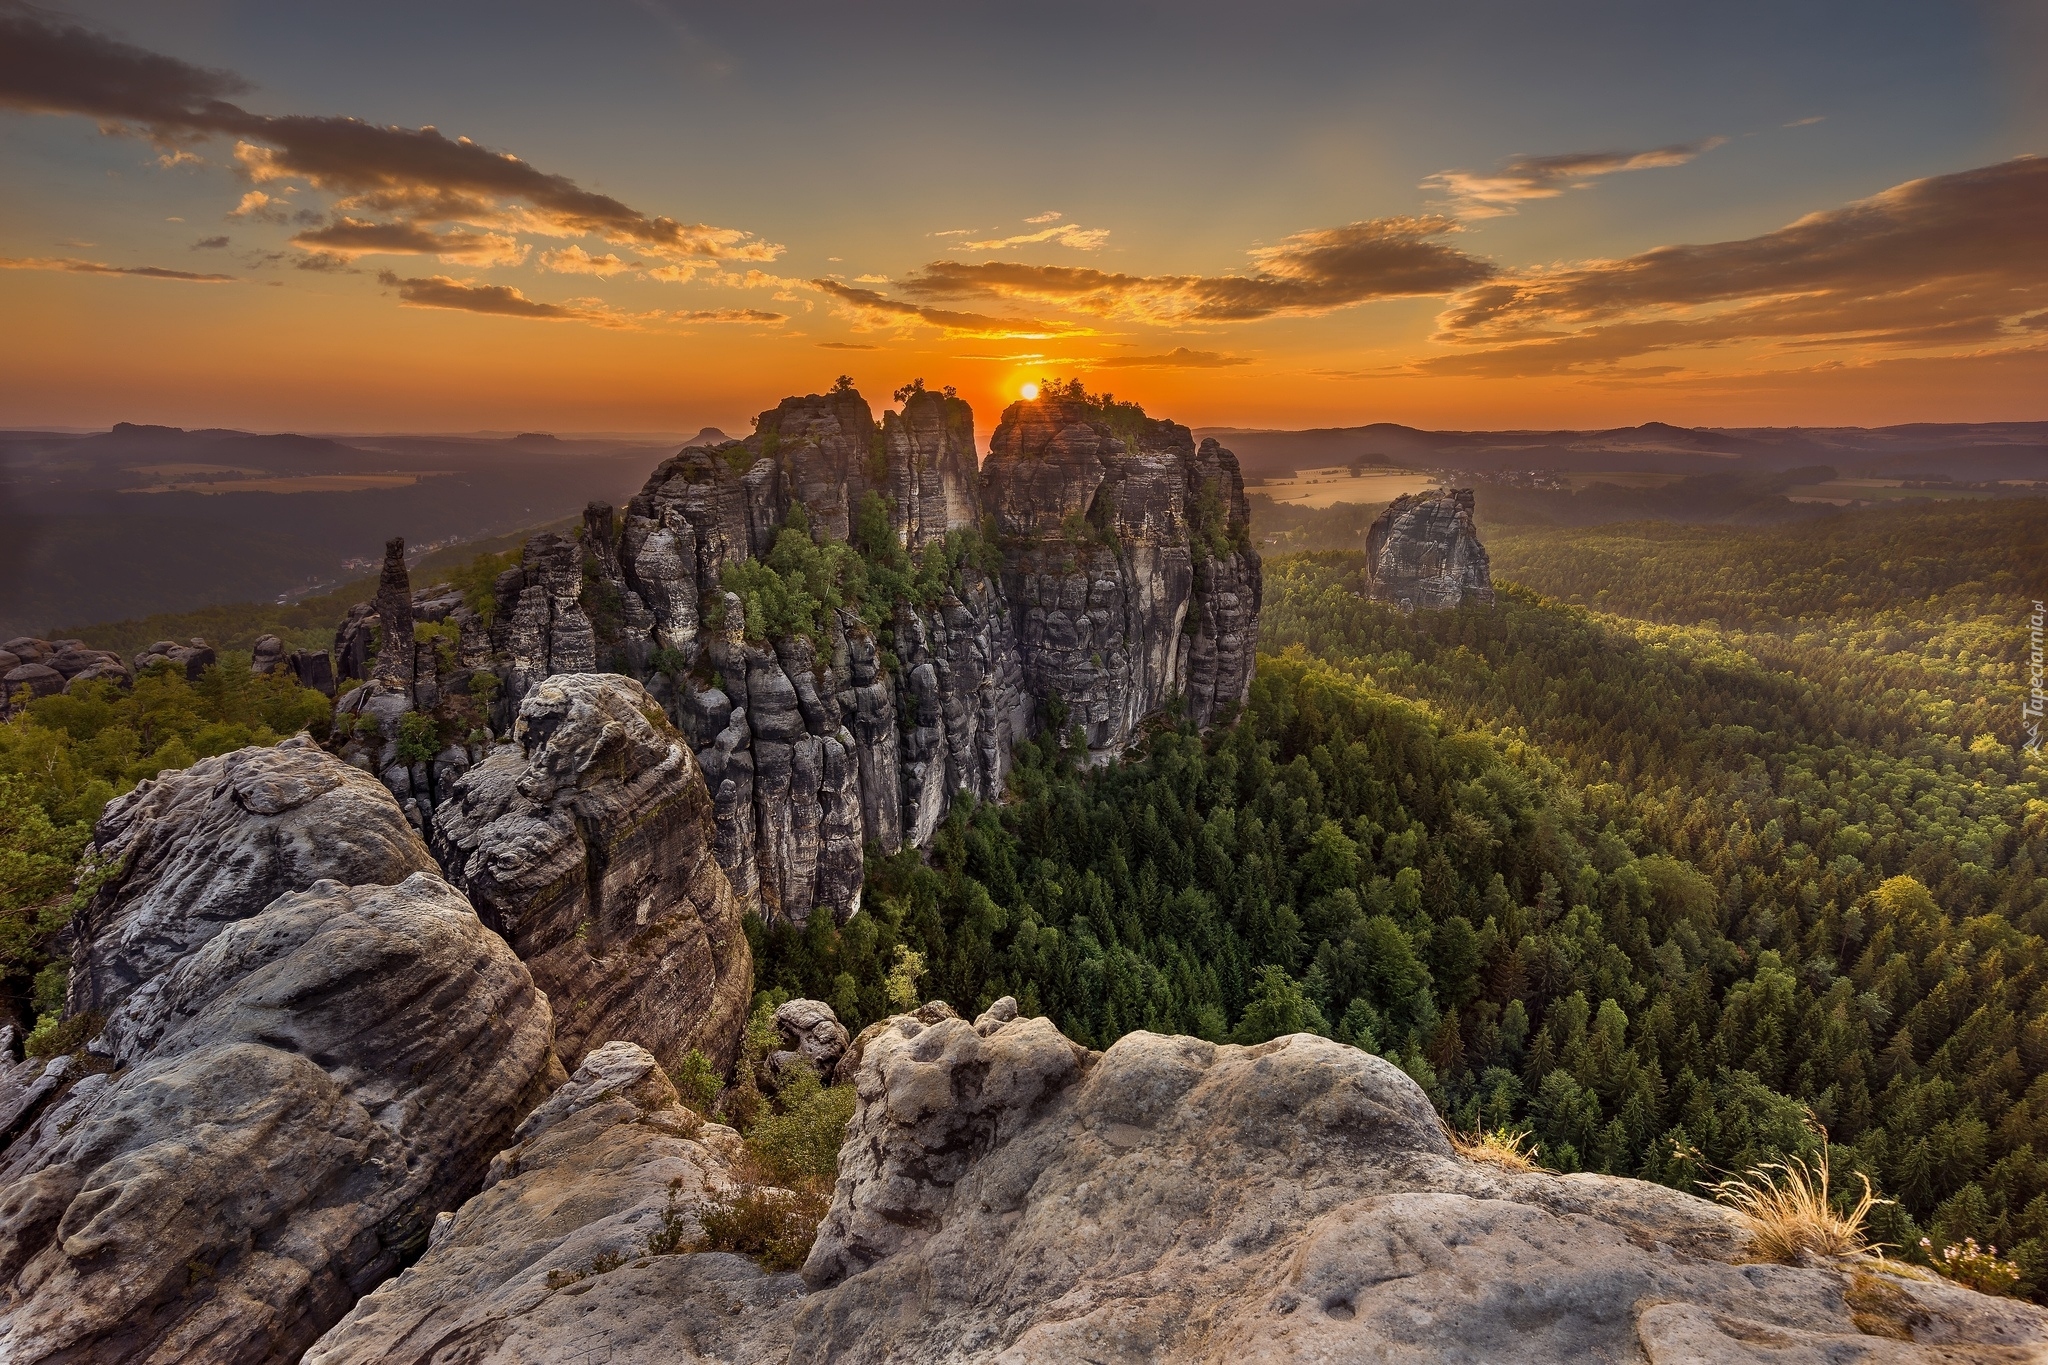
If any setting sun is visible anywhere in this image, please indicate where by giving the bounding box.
[1019,382,1038,400]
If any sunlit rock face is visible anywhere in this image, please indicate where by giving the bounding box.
[984,396,1261,757]
[431,673,752,1074]
[319,383,1259,928]
[0,739,561,1365]
[1365,487,1494,611]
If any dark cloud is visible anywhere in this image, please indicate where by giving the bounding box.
[191,235,229,249]
[813,279,1081,338]
[1425,156,2048,376]
[291,217,523,263]
[1,254,234,281]
[817,341,878,350]
[898,217,1493,323]
[0,4,777,263]
[293,251,357,273]
[1423,139,1725,217]
[1088,347,1250,368]
[375,270,636,326]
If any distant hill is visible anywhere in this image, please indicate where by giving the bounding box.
[0,424,680,636]
[1198,420,2048,480]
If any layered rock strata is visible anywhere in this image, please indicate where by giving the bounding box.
[0,739,562,1365]
[983,396,1261,753]
[431,674,752,1073]
[1365,487,1494,610]
[305,1042,802,1365]
[791,1012,2048,1363]
[320,384,1258,926]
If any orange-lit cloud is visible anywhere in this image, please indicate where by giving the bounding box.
[1,255,235,282]
[1423,139,1726,218]
[540,245,641,277]
[1088,347,1250,368]
[675,308,786,323]
[1424,155,2048,376]
[955,222,1110,251]
[813,279,1083,338]
[901,216,1494,322]
[376,271,651,327]
[292,217,525,264]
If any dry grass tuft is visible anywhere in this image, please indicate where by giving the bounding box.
[1706,1148,1887,1263]
[1450,1125,1542,1173]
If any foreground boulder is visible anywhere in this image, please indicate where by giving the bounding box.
[64,736,439,1024]
[793,1012,2048,1363]
[0,738,562,1364]
[1365,487,1494,610]
[433,673,752,1073]
[0,874,560,1365]
[306,1042,802,1365]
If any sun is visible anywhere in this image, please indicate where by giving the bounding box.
[1019,382,1039,400]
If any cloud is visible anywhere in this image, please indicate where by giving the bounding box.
[956,222,1111,252]
[1423,138,1727,218]
[1422,156,2048,377]
[539,244,638,276]
[674,307,785,323]
[292,217,525,264]
[852,273,889,283]
[818,341,878,350]
[229,189,288,222]
[899,216,1495,324]
[813,279,1083,338]
[191,235,228,249]
[1087,347,1250,369]
[1785,116,1826,128]
[375,270,646,326]
[0,254,234,281]
[930,228,981,237]
[0,5,779,263]
[1024,210,1062,224]
[293,251,357,273]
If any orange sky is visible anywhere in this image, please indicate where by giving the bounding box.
[2,3,2044,436]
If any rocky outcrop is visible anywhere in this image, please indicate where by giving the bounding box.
[985,396,1261,756]
[431,674,752,1073]
[373,537,415,684]
[769,999,850,1084]
[305,1042,802,1365]
[0,739,561,1365]
[64,736,439,1023]
[321,383,1257,927]
[249,633,287,675]
[1366,487,1494,610]
[133,636,216,680]
[793,1012,2048,1363]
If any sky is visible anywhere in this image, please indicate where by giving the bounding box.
[0,0,2044,436]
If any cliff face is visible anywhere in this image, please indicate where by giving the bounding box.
[327,384,1257,927]
[1365,487,1494,610]
[985,397,1261,754]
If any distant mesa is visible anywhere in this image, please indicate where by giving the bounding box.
[1365,487,1494,611]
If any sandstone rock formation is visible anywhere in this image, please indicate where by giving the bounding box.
[304,1042,803,1365]
[0,739,561,1365]
[1,639,134,712]
[250,632,287,675]
[793,1013,2048,1363]
[318,383,1258,927]
[769,998,851,1084]
[133,636,217,680]
[1365,487,1494,611]
[431,673,752,1073]
[984,395,1261,755]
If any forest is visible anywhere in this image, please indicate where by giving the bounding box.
[7,494,2048,1295]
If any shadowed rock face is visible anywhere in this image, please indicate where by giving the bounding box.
[984,397,1261,756]
[0,740,561,1365]
[1365,487,1494,611]
[431,673,752,1074]
[304,1042,803,1365]
[792,1010,2048,1363]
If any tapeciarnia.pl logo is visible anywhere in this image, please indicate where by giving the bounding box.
[2027,600,2045,753]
